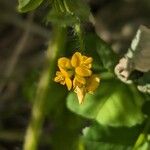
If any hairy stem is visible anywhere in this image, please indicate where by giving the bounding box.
[23,26,67,150]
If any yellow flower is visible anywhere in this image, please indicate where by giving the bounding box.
[58,57,72,70]
[71,52,93,77]
[54,52,100,104]
[74,75,100,104]
[86,75,100,94]
[54,57,73,90]
[54,71,66,85]
[54,70,72,90]
[73,75,86,88]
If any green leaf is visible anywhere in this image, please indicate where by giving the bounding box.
[82,122,142,150]
[67,78,145,127]
[84,34,105,72]
[96,38,118,72]
[18,0,45,12]
[46,8,78,26]
[84,33,118,73]
[83,141,131,150]
[75,2,90,21]
[66,0,90,21]
[46,0,90,25]
[136,140,150,150]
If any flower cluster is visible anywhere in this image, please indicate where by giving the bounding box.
[54,52,100,104]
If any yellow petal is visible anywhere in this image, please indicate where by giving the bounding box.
[83,56,93,64]
[65,77,72,90]
[59,68,70,77]
[74,75,86,85]
[86,75,100,92]
[71,52,81,67]
[58,57,71,69]
[75,66,92,77]
[74,86,86,104]
[56,71,60,76]
[82,63,92,69]
[54,71,66,85]
[73,78,81,88]
[54,76,60,82]
[73,75,86,88]
[54,71,64,82]
[60,81,65,85]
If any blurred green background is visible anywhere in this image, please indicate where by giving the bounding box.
[0,0,150,149]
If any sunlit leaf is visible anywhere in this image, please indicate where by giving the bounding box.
[82,122,142,150]
[67,78,145,127]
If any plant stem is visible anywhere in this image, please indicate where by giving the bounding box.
[133,117,150,150]
[23,26,67,150]
[74,23,85,52]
